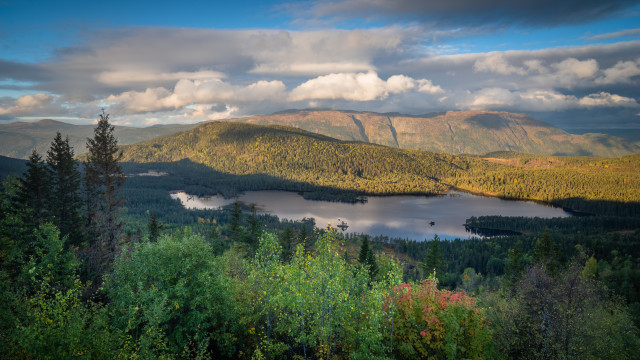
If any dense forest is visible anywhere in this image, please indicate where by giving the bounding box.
[118,121,640,215]
[1,115,639,359]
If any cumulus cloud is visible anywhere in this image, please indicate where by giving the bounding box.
[474,53,528,75]
[578,92,639,107]
[106,79,287,114]
[288,71,442,102]
[460,88,638,111]
[596,59,640,84]
[0,93,64,116]
[1,26,639,127]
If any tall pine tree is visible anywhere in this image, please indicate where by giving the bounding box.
[14,150,51,230]
[46,132,83,248]
[83,110,125,286]
[421,235,445,279]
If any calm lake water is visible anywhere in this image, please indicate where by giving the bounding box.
[170,191,570,240]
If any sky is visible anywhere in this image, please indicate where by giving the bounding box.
[1,0,640,129]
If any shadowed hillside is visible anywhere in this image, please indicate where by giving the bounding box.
[118,121,640,215]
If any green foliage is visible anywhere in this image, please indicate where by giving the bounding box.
[533,229,561,275]
[243,229,405,359]
[14,150,51,229]
[104,228,236,358]
[487,262,640,359]
[358,235,379,282]
[8,281,127,360]
[148,212,163,242]
[421,235,445,279]
[83,110,126,288]
[46,132,84,247]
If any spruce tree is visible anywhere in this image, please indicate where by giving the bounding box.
[229,200,242,242]
[421,235,445,278]
[279,227,295,262]
[359,235,371,265]
[358,235,378,281]
[46,132,83,248]
[14,150,51,229]
[83,110,125,285]
[148,213,162,242]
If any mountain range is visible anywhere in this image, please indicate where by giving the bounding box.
[1,110,638,159]
[0,119,197,159]
[229,110,640,157]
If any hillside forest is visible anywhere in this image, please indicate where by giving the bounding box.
[1,113,639,359]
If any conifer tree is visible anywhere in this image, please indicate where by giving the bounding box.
[148,213,162,242]
[421,235,445,278]
[358,235,371,265]
[279,227,295,262]
[505,240,526,286]
[83,110,125,285]
[534,229,560,275]
[46,132,83,247]
[14,150,51,230]
[358,235,378,281]
[229,200,242,242]
[247,203,260,248]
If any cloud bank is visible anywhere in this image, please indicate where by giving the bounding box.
[0,26,639,127]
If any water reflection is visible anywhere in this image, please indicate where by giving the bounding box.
[170,191,570,240]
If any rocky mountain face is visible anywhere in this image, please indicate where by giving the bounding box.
[2,110,638,159]
[230,110,639,157]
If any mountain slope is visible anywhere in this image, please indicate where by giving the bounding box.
[120,121,469,196]
[230,110,640,157]
[119,121,640,215]
[0,119,197,159]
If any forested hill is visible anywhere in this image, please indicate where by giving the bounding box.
[0,119,197,159]
[120,121,463,196]
[228,109,640,157]
[119,121,640,215]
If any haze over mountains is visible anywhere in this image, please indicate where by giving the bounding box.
[1,110,638,159]
[0,120,197,159]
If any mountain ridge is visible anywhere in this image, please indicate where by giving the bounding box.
[226,109,639,157]
[1,109,638,159]
[0,120,198,159]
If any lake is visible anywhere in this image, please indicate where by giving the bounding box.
[170,190,570,240]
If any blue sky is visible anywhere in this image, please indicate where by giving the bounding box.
[1,0,640,129]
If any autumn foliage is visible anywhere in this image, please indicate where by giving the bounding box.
[386,279,492,359]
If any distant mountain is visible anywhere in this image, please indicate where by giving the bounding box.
[0,119,198,159]
[227,110,640,157]
[3,110,638,159]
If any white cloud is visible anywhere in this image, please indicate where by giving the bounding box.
[0,93,62,116]
[106,79,287,114]
[460,88,637,111]
[417,79,444,94]
[551,58,598,79]
[578,92,638,107]
[473,53,527,75]
[288,71,443,101]
[386,75,417,93]
[288,71,388,101]
[596,59,640,84]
